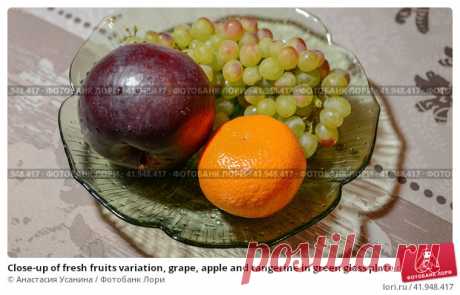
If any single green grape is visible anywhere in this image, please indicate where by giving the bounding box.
[295,69,321,87]
[214,22,225,36]
[205,34,225,49]
[244,105,258,116]
[194,43,215,65]
[278,46,299,70]
[244,86,265,105]
[321,70,350,96]
[320,108,343,128]
[221,80,245,99]
[240,17,258,33]
[172,25,192,49]
[216,98,235,115]
[259,57,284,81]
[312,50,325,65]
[298,50,324,72]
[239,32,258,46]
[183,49,198,63]
[223,60,243,82]
[323,96,352,117]
[286,37,307,54]
[223,19,244,41]
[217,40,239,63]
[299,132,318,158]
[242,66,262,86]
[269,40,284,58]
[191,17,215,41]
[199,64,214,83]
[158,33,175,48]
[257,79,275,96]
[274,72,297,94]
[256,98,277,116]
[258,37,273,58]
[275,95,297,118]
[285,116,306,138]
[189,39,202,49]
[315,123,339,147]
[256,28,273,40]
[145,31,159,43]
[239,44,262,67]
[210,54,225,71]
[221,85,237,99]
[292,84,314,107]
[214,111,229,129]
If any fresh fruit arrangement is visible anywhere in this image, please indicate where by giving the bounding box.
[120,16,352,159]
[79,15,354,219]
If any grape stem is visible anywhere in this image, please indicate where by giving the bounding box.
[306,121,314,134]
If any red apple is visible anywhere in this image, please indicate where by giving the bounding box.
[79,43,215,169]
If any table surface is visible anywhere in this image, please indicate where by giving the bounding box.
[8,8,452,257]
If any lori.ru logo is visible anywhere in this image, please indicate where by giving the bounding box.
[397,242,457,282]
[241,233,457,284]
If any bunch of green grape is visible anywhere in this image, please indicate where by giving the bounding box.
[122,17,351,159]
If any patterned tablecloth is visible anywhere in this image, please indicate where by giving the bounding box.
[8,8,452,257]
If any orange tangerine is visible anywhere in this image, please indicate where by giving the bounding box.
[198,115,306,218]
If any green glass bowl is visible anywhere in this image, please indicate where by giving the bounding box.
[59,8,380,248]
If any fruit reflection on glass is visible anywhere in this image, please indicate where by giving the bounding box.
[79,16,352,218]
